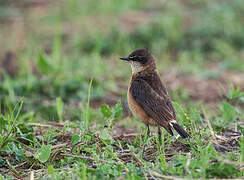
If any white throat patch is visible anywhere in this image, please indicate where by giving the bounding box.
[130,61,143,73]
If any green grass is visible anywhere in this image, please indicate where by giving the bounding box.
[0,0,244,179]
[0,87,243,179]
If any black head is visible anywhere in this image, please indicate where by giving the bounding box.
[120,49,154,65]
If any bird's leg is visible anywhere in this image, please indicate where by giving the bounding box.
[147,124,150,137]
[158,127,162,144]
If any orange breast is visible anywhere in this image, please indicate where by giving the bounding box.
[127,87,158,126]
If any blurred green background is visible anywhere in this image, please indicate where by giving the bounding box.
[0,0,244,179]
[1,0,244,120]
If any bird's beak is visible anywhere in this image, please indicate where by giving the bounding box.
[120,57,130,61]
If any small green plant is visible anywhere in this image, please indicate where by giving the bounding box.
[34,144,52,163]
[157,132,166,170]
[100,101,123,130]
[225,83,244,100]
[99,101,123,143]
[37,52,55,76]
[71,134,81,145]
[0,101,24,149]
[214,101,238,131]
[240,137,244,163]
[84,79,93,132]
[56,97,63,122]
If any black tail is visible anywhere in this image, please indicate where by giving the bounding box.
[170,121,190,139]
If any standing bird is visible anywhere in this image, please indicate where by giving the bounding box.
[120,49,190,140]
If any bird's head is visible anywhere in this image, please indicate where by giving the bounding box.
[120,49,155,73]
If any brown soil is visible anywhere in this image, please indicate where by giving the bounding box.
[0,51,19,79]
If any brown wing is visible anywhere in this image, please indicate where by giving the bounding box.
[130,78,175,129]
[136,71,176,118]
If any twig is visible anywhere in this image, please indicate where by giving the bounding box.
[99,137,129,172]
[30,171,34,180]
[113,133,139,139]
[117,153,131,157]
[212,142,229,151]
[149,171,181,180]
[14,161,28,169]
[30,169,46,177]
[47,122,65,127]
[129,149,148,180]
[27,123,54,128]
[218,158,244,166]
[202,107,216,141]
[215,134,229,141]
[60,153,105,162]
[71,142,86,152]
[116,150,131,153]
[51,143,68,149]
[27,123,64,128]
[60,153,95,161]
[6,159,22,179]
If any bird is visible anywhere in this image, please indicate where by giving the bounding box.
[120,49,190,141]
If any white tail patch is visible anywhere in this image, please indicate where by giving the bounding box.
[170,120,190,138]
[169,120,177,127]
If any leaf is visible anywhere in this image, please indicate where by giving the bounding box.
[0,116,8,132]
[226,84,244,99]
[7,142,23,162]
[34,145,52,163]
[99,129,113,142]
[240,137,244,163]
[0,156,5,166]
[101,104,112,118]
[37,52,54,75]
[206,162,238,178]
[17,123,33,134]
[48,165,55,175]
[71,134,81,145]
[56,97,63,122]
[112,101,122,119]
[81,163,87,179]
[237,125,244,136]
[220,102,236,122]
[25,150,33,158]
